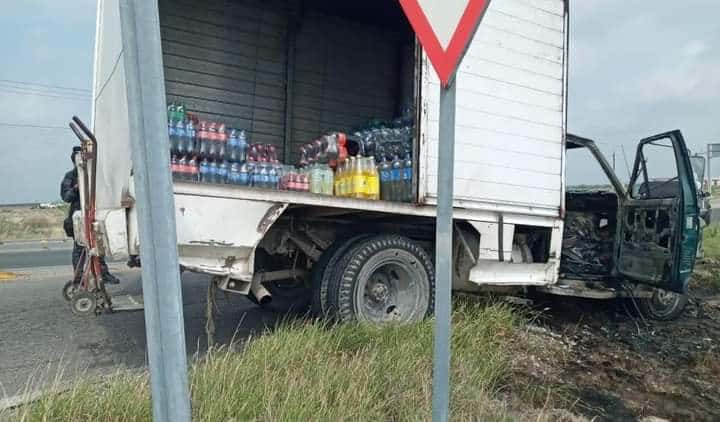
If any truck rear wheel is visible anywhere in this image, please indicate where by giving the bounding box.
[330,235,434,324]
[312,234,372,317]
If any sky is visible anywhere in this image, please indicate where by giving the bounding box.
[0,0,719,203]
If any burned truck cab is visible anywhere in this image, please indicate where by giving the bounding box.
[543,131,701,320]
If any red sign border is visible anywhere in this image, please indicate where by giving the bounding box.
[399,0,491,87]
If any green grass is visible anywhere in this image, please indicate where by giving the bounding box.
[703,224,720,259]
[7,302,563,421]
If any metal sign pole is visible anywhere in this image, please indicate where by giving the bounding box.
[708,144,712,188]
[432,79,456,422]
[119,0,191,421]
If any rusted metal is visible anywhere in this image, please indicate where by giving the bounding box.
[257,203,286,234]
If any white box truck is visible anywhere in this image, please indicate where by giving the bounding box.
[72,0,700,322]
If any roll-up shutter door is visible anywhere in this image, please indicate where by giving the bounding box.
[159,0,289,154]
[290,11,403,162]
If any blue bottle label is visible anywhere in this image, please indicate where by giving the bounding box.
[391,169,401,181]
[402,168,412,181]
[380,170,391,182]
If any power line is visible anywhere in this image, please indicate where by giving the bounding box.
[0,122,71,130]
[0,87,90,101]
[0,78,90,93]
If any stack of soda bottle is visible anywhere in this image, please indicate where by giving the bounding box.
[351,118,414,202]
[168,102,286,190]
[168,102,415,201]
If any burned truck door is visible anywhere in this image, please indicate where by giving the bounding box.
[617,130,700,293]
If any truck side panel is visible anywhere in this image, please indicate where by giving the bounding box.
[93,0,133,211]
[420,0,566,216]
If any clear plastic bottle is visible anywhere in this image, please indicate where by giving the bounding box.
[188,157,199,182]
[227,129,240,163]
[174,120,186,156]
[402,153,413,202]
[228,162,240,185]
[323,165,334,195]
[390,155,403,202]
[310,163,322,194]
[238,130,248,163]
[350,157,363,198]
[170,156,179,182]
[239,162,250,186]
[365,156,380,200]
[168,119,178,155]
[334,160,344,196]
[268,163,279,190]
[259,164,270,189]
[199,158,210,183]
[379,157,391,201]
[209,161,218,184]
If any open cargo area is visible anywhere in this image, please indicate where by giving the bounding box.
[151,0,567,219]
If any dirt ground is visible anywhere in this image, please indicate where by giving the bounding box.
[519,259,720,421]
[0,206,66,242]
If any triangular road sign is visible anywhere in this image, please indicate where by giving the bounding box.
[399,0,491,87]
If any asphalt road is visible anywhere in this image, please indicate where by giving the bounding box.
[0,241,74,270]
[0,268,284,399]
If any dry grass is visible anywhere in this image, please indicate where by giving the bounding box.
[5,302,576,421]
[0,207,66,242]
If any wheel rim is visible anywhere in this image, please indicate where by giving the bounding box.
[648,289,681,317]
[75,297,94,313]
[354,249,429,323]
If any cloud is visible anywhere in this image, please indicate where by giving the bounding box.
[636,41,720,103]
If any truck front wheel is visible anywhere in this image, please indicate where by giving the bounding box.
[638,288,689,321]
[331,235,434,324]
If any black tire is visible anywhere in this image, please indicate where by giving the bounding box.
[62,280,79,302]
[329,235,434,324]
[637,289,689,321]
[313,234,372,318]
[71,291,97,316]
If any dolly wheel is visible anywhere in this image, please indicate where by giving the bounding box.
[62,280,79,302]
[71,291,98,316]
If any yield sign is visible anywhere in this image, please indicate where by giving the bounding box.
[399,0,491,87]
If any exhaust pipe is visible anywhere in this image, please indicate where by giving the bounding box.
[250,275,272,305]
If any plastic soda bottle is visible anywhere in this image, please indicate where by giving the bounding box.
[199,158,210,183]
[268,163,279,190]
[168,118,178,155]
[321,164,334,195]
[170,156,179,181]
[228,162,240,184]
[198,121,210,159]
[188,157,199,182]
[238,130,248,163]
[391,156,403,201]
[175,103,185,122]
[208,161,218,184]
[207,122,218,160]
[379,157,391,201]
[334,160,344,196]
[402,153,413,202]
[365,156,380,200]
[185,120,196,156]
[239,162,250,186]
[310,163,323,194]
[227,129,240,163]
[217,161,228,184]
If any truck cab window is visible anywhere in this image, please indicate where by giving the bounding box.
[631,138,679,199]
